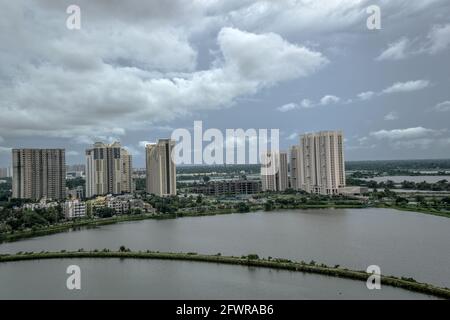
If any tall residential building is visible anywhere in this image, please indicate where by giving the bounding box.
[289,145,302,190]
[145,139,177,196]
[296,130,346,195]
[85,142,133,198]
[261,151,288,192]
[12,149,66,200]
[121,148,133,193]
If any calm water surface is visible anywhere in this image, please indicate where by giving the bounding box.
[1,208,449,288]
[0,258,438,299]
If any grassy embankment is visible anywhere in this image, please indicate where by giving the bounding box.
[376,203,450,218]
[0,250,449,299]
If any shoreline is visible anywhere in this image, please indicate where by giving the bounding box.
[1,204,448,243]
[1,250,449,299]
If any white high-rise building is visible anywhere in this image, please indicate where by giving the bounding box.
[261,151,288,192]
[145,139,177,196]
[293,131,345,195]
[85,142,133,198]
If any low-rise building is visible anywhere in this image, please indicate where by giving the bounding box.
[86,194,155,215]
[67,186,85,200]
[338,186,369,196]
[191,180,261,196]
[23,198,59,211]
[106,197,130,214]
[63,200,86,219]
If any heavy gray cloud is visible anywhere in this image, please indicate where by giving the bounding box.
[0,0,449,165]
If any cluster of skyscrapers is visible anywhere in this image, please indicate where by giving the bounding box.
[9,130,346,201]
[11,139,177,201]
[261,130,346,195]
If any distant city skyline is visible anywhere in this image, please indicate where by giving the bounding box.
[1,1,450,167]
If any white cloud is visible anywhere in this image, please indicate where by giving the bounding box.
[277,103,299,112]
[215,0,445,36]
[319,95,340,105]
[300,99,314,108]
[374,24,450,61]
[293,95,340,110]
[286,132,299,140]
[368,126,450,150]
[433,101,450,112]
[0,136,4,144]
[0,26,328,139]
[384,112,398,121]
[376,38,410,61]
[138,141,153,148]
[427,24,450,54]
[357,91,375,101]
[218,27,329,84]
[123,145,142,156]
[370,127,438,140]
[381,80,430,94]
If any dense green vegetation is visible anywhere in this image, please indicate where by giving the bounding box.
[1,250,449,299]
[259,193,366,211]
[345,159,450,172]
[134,177,146,191]
[65,177,85,190]
[347,176,450,191]
[0,203,64,234]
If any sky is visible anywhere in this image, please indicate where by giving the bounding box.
[0,0,449,167]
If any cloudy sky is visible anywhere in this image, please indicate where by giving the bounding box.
[0,0,449,167]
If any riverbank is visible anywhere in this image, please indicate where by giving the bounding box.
[1,250,449,299]
[0,204,365,243]
[376,203,450,218]
[1,203,448,244]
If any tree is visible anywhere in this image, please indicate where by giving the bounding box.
[264,200,274,211]
[395,197,408,206]
[236,202,250,213]
[95,207,115,218]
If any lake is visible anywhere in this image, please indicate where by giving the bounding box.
[0,258,437,299]
[1,208,449,290]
